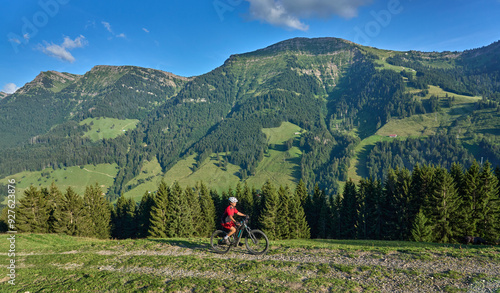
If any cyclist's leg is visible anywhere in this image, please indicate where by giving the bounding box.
[226,226,236,237]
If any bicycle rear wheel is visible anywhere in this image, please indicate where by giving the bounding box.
[210,230,232,254]
[245,229,269,255]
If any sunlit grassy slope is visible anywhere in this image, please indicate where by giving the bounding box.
[79,117,139,141]
[0,163,118,203]
[123,122,304,199]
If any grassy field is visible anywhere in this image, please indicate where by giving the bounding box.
[79,117,139,141]
[124,122,304,198]
[1,234,499,292]
[0,164,118,203]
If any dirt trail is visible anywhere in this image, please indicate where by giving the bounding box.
[12,243,500,292]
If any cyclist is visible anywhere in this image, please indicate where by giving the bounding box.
[221,197,247,245]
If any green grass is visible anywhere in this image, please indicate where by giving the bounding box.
[1,234,499,292]
[124,122,304,198]
[79,117,139,141]
[344,85,482,183]
[346,135,392,183]
[122,158,164,202]
[0,164,118,202]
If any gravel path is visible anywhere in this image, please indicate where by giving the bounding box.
[12,243,500,292]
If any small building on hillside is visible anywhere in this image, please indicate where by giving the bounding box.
[388,134,398,138]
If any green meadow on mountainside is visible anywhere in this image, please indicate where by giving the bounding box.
[1,37,500,202]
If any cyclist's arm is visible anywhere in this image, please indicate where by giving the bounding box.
[236,212,246,217]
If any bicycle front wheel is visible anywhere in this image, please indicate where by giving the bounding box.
[210,230,232,254]
[245,229,269,255]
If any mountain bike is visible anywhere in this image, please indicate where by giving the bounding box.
[210,217,269,255]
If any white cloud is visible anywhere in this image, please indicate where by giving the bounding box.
[245,0,372,30]
[2,83,20,94]
[39,35,88,63]
[9,37,21,44]
[23,33,30,41]
[142,28,150,33]
[102,21,113,33]
[102,21,127,39]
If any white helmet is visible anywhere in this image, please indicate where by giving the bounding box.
[229,197,238,203]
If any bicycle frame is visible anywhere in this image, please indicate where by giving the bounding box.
[231,219,252,246]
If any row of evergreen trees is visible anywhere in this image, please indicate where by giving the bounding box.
[2,160,499,243]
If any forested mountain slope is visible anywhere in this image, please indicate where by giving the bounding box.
[1,37,500,201]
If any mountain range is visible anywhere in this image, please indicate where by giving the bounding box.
[1,37,500,201]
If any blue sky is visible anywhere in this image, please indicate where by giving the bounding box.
[2,0,500,94]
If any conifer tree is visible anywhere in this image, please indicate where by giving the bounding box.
[52,187,86,236]
[46,182,64,233]
[0,207,8,232]
[166,181,193,237]
[382,168,398,240]
[197,182,216,237]
[476,162,500,242]
[330,194,342,239]
[83,183,111,239]
[289,183,310,239]
[428,167,461,243]
[306,184,323,238]
[148,181,169,238]
[276,186,291,239]
[238,182,254,218]
[136,191,155,238]
[112,195,137,239]
[210,189,223,228]
[258,180,279,240]
[358,178,384,239]
[317,190,331,239]
[340,179,358,239]
[461,161,482,236]
[384,167,412,240]
[184,185,202,236]
[16,186,50,233]
[411,208,433,242]
[295,180,308,206]
[409,164,437,219]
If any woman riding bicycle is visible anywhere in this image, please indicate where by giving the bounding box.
[221,197,247,245]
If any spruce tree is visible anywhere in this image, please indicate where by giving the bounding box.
[477,162,500,242]
[136,191,155,238]
[340,179,358,239]
[258,180,279,240]
[210,189,223,228]
[166,181,192,237]
[112,195,137,239]
[83,183,111,239]
[46,182,64,233]
[411,208,433,242]
[16,186,50,233]
[184,185,202,236]
[461,161,482,236]
[289,183,310,239]
[52,187,86,236]
[148,181,169,238]
[330,194,342,239]
[238,182,254,219]
[317,190,331,239]
[197,182,216,237]
[428,167,461,243]
[276,186,291,239]
[358,178,384,240]
[295,180,308,207]
[409,164,437,220]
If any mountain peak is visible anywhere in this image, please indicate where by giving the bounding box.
[238,37,355,58]
[16,70,81,94]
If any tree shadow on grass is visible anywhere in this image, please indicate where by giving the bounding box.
[145,238,210,251]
